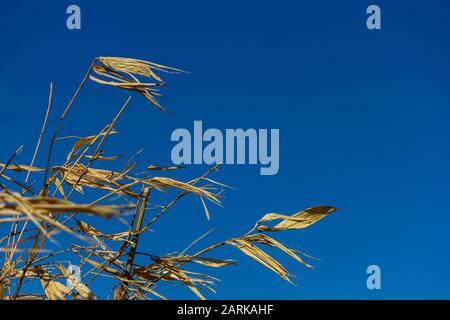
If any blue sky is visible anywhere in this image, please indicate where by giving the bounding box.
[1,0,450,299]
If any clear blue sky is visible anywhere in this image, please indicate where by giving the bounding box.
[1,0,449,299]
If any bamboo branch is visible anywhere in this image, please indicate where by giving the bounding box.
[42,60,96,195]
[119,187,151,300]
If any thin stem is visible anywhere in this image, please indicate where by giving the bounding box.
[23,82,53,194]
[144,164,220,230]
[42,60,96,196]
[27,97,134,269]
[0,145,24,178]
[4,82,54,292]
[64,96,132,200]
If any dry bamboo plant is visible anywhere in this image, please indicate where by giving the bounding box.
[0,57,337,300]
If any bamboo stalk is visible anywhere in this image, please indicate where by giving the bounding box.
[118,186,151,299]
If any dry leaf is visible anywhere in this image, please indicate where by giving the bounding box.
[255,206,338,232]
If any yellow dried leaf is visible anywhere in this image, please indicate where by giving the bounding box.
[0,163,44,172]
[40,279,72,300]
[66,131,117,161]
[244,234,313,268]
[256,206,338,232]
[147,165,185,171]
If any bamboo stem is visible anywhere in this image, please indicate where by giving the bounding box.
[119,186,151,299]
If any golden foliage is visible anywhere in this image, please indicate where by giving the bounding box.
[0,56,337,300]
[90,57,185,113]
